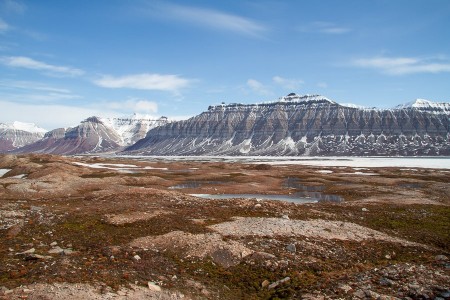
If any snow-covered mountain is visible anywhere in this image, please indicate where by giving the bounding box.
[13,115,169,155]
[101,114,169,146]
[125,93,450,156]
[393,99,450,114]
[0,122,47,152]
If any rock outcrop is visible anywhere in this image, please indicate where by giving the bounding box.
[126,94,450,156]
[0,122,47,152]
[13,115,169,155]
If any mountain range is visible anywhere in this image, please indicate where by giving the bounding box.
[2,114,169,155]
[1,94,449,156]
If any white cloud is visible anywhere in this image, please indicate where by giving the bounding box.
[106,99,158,114]
[0,56,84,77]
[352,56,450,75]
[0,80,81,102]
[150,3,267,38]
[94,73,191,92]
[272,76,304,90]
[247,79,271,95]
[0,100,120,130]
[299,22,351,34]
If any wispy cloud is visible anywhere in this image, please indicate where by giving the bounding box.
[351,56,450,75]
[148,3,267,38]
[0,18,10,32]
[246,79,272,95]
[0,100,121,130]
[0,56,84,77]
[94,73,191,92]
[317,82,328,88]
[272,76,304,90]
[0,80,81,102]
[1,0,26,14]
[105,98,158,114]
[298,22,351,34]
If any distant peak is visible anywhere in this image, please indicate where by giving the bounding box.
[83,116,103,124]
[0,121,47,133]
[393,98,450,114]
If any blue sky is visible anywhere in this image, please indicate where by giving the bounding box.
[0,0,449,129]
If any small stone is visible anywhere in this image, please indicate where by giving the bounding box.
[24,254,53,261]
[385,254,392,259]
[268,277,290,289]
[435,255,448,261]
[364,290,380,298]
[23,288,32,293]
[339,284,352,293]
[281,215,290,220]
[353,289,365,298]
[133,254,141,261]
[361,208,369,212]
[147,282,161,292]
[50,242,58,247]
[48,246,64,254]
[63,249,74,255]
[379,277,395,287]
[286,243,296,253]
[255,204,262,208]
[261,280,270,288]
[19,248,36,254]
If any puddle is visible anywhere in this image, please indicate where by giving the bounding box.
[398,183,422,189]
[0,169,11,177]
[190,194,318,204]
[283,177,343,202]
[169,181,227,190]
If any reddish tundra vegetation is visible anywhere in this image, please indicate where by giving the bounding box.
[0,154,449,299]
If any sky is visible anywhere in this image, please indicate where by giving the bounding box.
[0,0,449,130]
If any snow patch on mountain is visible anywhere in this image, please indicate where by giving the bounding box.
[393,99,450,114]
[0,121,47,133]
[100,114,169,146]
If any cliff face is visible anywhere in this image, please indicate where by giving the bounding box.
[0,122,46,152]
[16,117,122,155]
[126,94,450,156]
[13,116,170,155]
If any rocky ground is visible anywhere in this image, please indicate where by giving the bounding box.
[0,154,449,299]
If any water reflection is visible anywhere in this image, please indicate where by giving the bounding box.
[284,177,343,202]
[169,181,226,190]
[190,193,317,204]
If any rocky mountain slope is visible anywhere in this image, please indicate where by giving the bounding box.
[0,122,47,152]
[14,115,169,155]
[126,94,450,156]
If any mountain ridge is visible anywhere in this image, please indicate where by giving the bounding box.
[125,94,450,156]
[1,94,449,156]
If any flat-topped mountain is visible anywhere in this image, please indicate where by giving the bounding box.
[126,93,450,156]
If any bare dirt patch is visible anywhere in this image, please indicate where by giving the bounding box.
[105,210,171,225]
[130,230,253,268]
[209,217,421,246]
